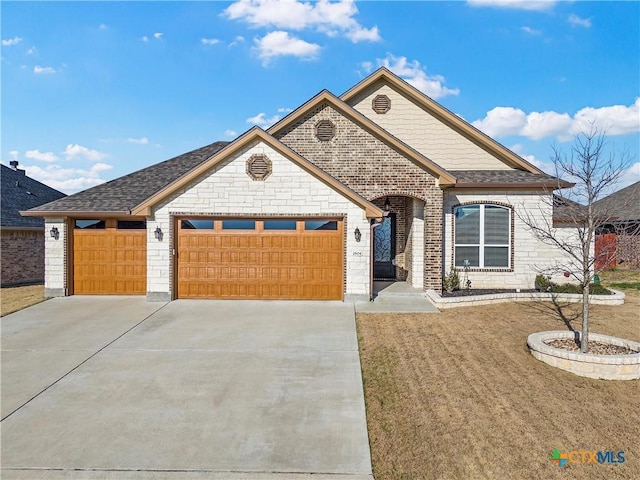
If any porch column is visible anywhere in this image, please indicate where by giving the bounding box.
[410,198,425,288]
[424,187,443,293]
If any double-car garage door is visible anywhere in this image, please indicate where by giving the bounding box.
[72,217,344,300]
[177,218,344,300]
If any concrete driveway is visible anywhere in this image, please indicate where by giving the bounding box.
[1,297,372,479]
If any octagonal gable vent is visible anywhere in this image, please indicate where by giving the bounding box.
[247,154,272,180]
[372,94,391,114]
[315,120,336,142]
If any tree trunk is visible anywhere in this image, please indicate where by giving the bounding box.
[581,283,590,353]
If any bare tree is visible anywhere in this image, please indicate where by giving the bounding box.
[521,128,635,353]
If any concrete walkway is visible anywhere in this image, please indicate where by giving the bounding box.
[1,298,372,479]
[355,281,440,313]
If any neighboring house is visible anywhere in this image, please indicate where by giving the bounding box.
[2,162,66,286]
[594,181,640,269]
[24,68,573,301]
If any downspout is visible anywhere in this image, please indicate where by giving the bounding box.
[369,216,386,301]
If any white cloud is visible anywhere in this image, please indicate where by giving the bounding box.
[277,107,293,113]
[568,13,591,28]
[153,32,163,39]
[229,35,245,47]
[472,98,640,140]
[26,46,37,55]
[467,0,556,11]
[9,151,19,161]
[25,149,59,163]
[521,26,541,35]
[201,38,220,45]
[224,0,381,43]
[2,36,22,46]
[127,137,149,144]
[246,112,281,127]
[99,24,108,30]
[360,61,373,75]
[375,54,460,99]
[63,144,107,162]
[34,65,56,75]
[224,129,238,137]
[24,163,113,194]
[254,31,320,63]
[509,143,550,171]
[619,162,640,189]
[141,36,149,42]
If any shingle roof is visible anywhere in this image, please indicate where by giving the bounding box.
[594,181,640,222]
[28,141,229,214]
[1,164,66,228]
[450,170,572,188]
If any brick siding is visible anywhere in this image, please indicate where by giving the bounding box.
[1,229,45,286]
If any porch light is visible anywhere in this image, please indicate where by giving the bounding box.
[154,226,163,241]
[354,227,361,242]
[384,197,391,212]
[49,226,59,240]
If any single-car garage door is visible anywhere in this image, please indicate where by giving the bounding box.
[73,219,147,295]
[177,218,343,300]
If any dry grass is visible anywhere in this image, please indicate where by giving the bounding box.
[1,284,47,317]
[357,292,640,480]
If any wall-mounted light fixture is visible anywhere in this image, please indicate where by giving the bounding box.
[384,197,391,212]
[49,226,59,240]
[154,226,163,241]
[354,227,362,242]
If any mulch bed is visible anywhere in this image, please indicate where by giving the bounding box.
[441,288,537,297]
[545,338,638,355]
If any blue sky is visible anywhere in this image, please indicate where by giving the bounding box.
[2,0,639,194]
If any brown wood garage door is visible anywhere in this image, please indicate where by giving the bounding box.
[177,218,343,300]
[73,219,147,295]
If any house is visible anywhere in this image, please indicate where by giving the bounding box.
[594,181,640,269]
[1,162,66,286]
[23,68,573,301]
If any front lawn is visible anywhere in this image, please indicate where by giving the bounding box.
[1,284,47,317]
[357,291,639,479]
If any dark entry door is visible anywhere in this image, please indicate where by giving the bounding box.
[373,214,396,279]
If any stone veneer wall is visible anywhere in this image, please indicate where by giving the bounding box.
[276,102,443,292]
[443,190,577,289]
[1,229,45,286]
[147,141,372,301]
[42,218,67,297]
[346,81,511,171]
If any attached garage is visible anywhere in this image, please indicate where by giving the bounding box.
[73,219,147,295]
[177,218,344,300]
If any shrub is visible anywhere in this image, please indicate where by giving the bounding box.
[534,274,612,295]
[442,268,460,292]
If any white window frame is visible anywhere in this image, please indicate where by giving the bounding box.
[454,204,512,269]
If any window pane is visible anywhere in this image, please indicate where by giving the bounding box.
[117,220,146,230]
[454,206,480,244]
[222,220,255,230]
[484,247,509,267]
[484,206,509,244]
[305,220,338,231]
[263,220,297,230]
[75,220,105,229]
[455,246,479,267]
[181,219,213,229]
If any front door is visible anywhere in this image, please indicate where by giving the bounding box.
[373,214,396,279]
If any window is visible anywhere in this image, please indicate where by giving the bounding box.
[75,219,105,229]
[263,220,297,230]
[304,220,338,231]
[117,220,146,230]
[222,219,255,230]
[454,204,510,268]
[181,219,213,229]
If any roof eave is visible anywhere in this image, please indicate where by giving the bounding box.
[20,210,132,217]
[452,181,574,190]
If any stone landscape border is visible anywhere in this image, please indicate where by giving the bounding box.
[527,331,640,380]
[426,289,625,309]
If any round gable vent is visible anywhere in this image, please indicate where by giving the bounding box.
[247,154,272,181]
[315,120,336,142]
[372,94,391,114]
